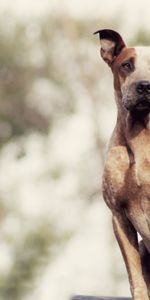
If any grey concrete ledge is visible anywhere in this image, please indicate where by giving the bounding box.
[71,296,131,300]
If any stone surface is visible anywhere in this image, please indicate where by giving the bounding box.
[71,296,131,300]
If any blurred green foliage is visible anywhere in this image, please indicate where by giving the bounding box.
[130,29,150,46]
[0,18,49,145]
[0,223,58,300]
[0,11,149,300]
[0,13,76,300]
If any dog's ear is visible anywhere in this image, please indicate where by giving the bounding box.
[94,29,126,66]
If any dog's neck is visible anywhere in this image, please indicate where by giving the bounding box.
[126,113,150,185]
[115,91,150,138]
[116,92,150,168]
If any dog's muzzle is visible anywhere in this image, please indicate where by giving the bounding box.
[124,80,150,111]
[136,80,150,95]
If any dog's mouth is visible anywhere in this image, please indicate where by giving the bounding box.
[134,100,150,111]
[125,97,150,112]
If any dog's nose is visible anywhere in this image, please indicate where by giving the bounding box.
[136,80,150,95]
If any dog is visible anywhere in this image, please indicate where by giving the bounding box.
[94,29,150,300]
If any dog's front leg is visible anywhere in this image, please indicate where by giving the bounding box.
[112,212,149,300]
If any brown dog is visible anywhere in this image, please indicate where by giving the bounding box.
[94,29,150,300]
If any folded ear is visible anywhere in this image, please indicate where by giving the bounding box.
[94,29,126,66]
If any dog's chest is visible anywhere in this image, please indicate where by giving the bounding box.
[103,145,130,207]
[129,130,150,186]
[103,140,150,205]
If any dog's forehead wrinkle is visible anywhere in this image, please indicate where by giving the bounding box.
[135,46,150,56]
[135,47,150,73]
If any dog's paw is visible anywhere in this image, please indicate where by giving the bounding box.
[132,287,149,300]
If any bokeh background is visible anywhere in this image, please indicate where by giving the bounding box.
[0,0,150,299]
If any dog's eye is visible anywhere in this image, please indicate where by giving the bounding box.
[121,61,132,71]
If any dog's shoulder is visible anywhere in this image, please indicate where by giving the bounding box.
[102,145,130,208]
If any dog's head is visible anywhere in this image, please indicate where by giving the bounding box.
[94,29,150,112]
